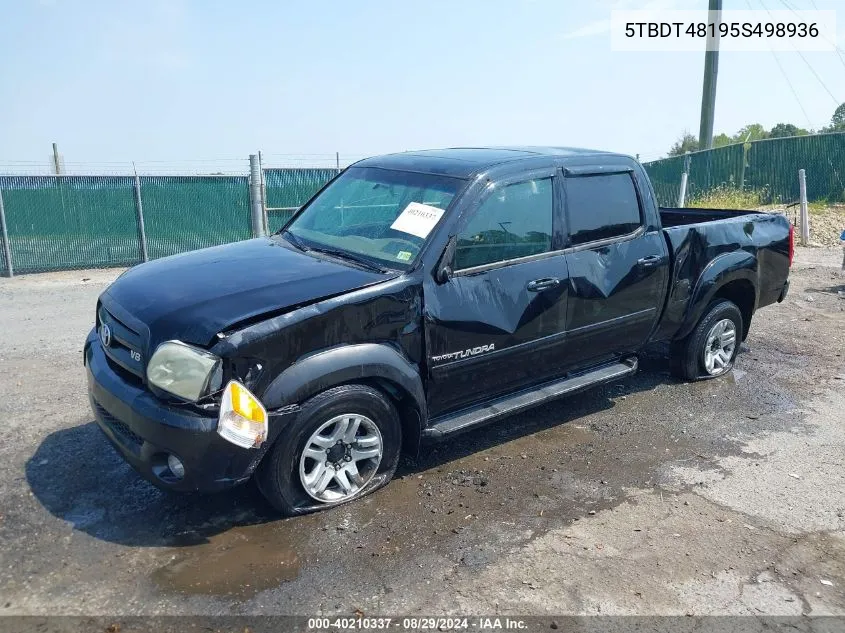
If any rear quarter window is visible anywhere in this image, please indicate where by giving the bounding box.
[565,173,642,246]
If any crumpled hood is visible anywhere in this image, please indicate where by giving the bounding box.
[102,237,392,348]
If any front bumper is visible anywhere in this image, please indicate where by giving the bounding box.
[85,329,263,492]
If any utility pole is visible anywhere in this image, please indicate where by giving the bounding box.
[698,0,722,150]
[52,142,62,175]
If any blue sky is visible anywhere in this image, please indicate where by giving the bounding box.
[0,0,843,172]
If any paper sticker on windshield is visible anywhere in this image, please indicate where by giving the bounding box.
[390,202,444,239]
[396,250,412,261]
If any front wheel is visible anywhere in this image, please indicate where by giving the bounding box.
[256,384,402,515]
[671,300,743,381]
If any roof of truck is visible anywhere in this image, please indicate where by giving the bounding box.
[353,146,619,179]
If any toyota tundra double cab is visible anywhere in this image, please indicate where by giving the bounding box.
[85,147,793,515]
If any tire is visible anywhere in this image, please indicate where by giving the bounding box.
[671,300,743,382]
[256,384,402,515]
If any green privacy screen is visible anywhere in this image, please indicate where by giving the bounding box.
[644,132,845,207]
[0,169,339,275]
[138,176,251,260]
[3,138,842,276]
[0,176,140,274]
[264,168,339,232]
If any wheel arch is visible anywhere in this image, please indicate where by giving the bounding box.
[262,344,426,456]
[677,251,758,341]
[711,278,756,340]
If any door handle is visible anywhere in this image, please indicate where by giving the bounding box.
[527,277,561,292]
[637,255,663,268]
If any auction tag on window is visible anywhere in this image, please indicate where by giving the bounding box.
[390,202,444,239]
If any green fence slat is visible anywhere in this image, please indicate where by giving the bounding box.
[138,175,251,260]
[642,155,685,206]
[0,175,140,274]
[0,169,344,274]
[2,142,841,276]
[264,168,339,233]
[644,131,845,207]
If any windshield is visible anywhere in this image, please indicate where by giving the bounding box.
[283,167,463,270]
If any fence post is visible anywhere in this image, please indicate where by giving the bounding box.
[0,189,13,277]
[249,154,265,237]
[798,169,810,246]
[677,151,690,207]
[133,174,149,262]
[258,151,269,235]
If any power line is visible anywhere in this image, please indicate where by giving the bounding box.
[757,0,845,196]
[776,0,845,75]
[770,51,814,125]
[744,0,814,126]
[793,48,841,105]
[757,0,842,106]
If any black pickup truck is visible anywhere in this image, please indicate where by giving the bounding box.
[85,147,792,514]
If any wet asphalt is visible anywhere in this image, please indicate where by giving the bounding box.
[0,248,843,618]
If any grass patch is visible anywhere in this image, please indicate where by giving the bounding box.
[687,186,769,209]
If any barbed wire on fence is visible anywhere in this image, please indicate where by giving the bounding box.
[0,153,370,176]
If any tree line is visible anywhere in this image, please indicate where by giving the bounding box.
[667,102,845,157]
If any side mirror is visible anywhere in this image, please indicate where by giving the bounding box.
[434,235,457,285]
[436,264,453,284]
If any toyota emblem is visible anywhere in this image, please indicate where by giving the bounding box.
[99,324,112,347]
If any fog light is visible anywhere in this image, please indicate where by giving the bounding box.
[167,454,185,479]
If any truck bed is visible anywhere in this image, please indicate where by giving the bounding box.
[659,206,762,228]
[649,208,792,345]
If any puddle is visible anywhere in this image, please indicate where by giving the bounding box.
[152,520,310,597]
[148,374,784,601]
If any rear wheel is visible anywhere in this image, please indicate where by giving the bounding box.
[256,384,401,515]
[671,300,743,381]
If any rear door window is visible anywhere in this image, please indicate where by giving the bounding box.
[565,173,642,246]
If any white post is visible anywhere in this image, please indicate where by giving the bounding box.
[677,151,691,207]
[132,172,149,262]
[798,169,809,246]
[258,151,269,235]
[249,154,265,238]
[52,142,62,175]
[677,173,689,208]
[0,189,13,277]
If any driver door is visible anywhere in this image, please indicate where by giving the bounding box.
[423,173,570,417]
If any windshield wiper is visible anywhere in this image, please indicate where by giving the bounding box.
[308,246,389,274]
[280,229,309,252]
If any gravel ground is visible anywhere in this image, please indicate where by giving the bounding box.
[807,206,845,247]
[772,205,845,248]
[0,249,843,620]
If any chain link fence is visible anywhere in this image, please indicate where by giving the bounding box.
[5,135,844,276]
[644,131,845,207]
[264,168,339,233]
[0,168,341,276]
[138,175,252,260]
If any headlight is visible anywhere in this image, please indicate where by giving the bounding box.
[217,381,268,449]
[146,341,222,401]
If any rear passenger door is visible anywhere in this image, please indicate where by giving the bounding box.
[562,167,668,368]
